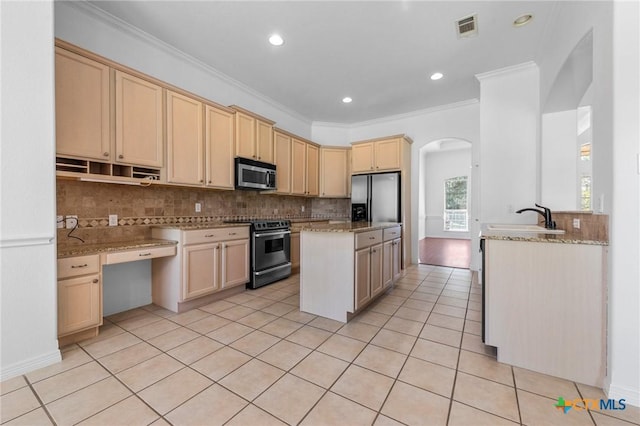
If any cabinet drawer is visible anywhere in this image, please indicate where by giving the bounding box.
[355,230,383,250]
[102,245,176,265]
[58,255,100,279]
[183,226,249,245]
[383,226,402,241]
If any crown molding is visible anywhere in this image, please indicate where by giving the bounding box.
[475,61,538,81]
[64,1,311,125]
[313,99,479,129]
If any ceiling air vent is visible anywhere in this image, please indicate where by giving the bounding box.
[456,14,478,38]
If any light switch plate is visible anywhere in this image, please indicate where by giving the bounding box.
[195,202,202,213]
[573,218,580,229]
[109,214,118,227]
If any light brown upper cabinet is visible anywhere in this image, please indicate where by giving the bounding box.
[205,105,235,189]
[114,70,164,168]
[291,138,320,196]
[351,135,410,174]
[320,147,350,198]
[55,47,110,161]
[273,129,292,194]
[166,90,203,185]
[232,106,275,163]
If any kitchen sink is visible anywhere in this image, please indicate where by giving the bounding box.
[486,224,566,234]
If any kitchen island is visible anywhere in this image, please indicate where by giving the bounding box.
[299,222,402,322]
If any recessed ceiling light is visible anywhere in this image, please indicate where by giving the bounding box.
[430,72,444,81]
[269,34,284,46]
[513,14,533,27]
[342,97,353,104]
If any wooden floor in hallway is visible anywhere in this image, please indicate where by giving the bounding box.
[419,237,471,269]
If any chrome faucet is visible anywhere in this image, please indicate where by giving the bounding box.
[515,203,556,229]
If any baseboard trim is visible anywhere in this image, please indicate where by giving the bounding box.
[0,349,62,382]
[607,382,640,407]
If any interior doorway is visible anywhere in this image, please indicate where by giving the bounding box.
[418,138,472,267]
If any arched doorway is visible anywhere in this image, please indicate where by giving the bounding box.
[418,138,472,268]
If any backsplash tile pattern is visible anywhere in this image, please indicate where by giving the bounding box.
[552,211,609,242]
[57,180,350,246]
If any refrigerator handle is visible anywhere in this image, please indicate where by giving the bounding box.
[368,175,373,222]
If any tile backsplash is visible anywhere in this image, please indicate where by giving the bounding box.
[57,180,350,246]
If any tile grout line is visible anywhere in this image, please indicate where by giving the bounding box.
[22,375,58,426]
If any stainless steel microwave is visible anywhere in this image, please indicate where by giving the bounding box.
[235,157,276,190]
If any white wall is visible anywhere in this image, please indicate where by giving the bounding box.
[0,1,61,380]
[608,0,640,407]
[54,1,313,139]
[421,147,472,239]
[541,110,579,210]
[477,62,539,226]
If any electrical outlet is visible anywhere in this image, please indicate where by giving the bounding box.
[195,202,202,213]
[573,218,581,229]
[65,215,78,229]
[109,214,118,227]
[57,215,64,229]
[301,206,305,212]
[274,208,278,215]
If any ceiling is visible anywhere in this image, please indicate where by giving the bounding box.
[88,1,559,124]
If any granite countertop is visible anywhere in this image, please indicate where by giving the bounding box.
[298,222,401,233]
[153,222,251,231]
[58,239,178,258]
[480,226,608,246]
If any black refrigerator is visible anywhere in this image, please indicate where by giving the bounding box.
[351,172,401,222]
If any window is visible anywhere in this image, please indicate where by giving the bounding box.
[581,176,592,211]
[444,176,468,231]
[580,143,591,161]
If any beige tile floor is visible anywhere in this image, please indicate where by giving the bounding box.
[2,264,639,425]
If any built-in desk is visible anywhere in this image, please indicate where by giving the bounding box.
[56,239,177,345]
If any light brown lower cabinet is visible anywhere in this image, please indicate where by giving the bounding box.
[290,232,301,270]
[152,226,250,311]
[354,231,383,310]
[57,255,103,337]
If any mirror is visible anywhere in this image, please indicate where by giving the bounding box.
[541,30,593,211]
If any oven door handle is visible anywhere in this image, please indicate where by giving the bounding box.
[255,262,292,276]
[254,230,291,238]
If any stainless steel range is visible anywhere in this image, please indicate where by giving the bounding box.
[248,220,291,289]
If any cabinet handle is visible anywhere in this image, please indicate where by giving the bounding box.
[208,180,212,184]
[199,180,204,183]
[369,236,375,240]
[258,156,261,160]
[103,152,109,157]
[138,252,152,257]
[71,264,88,269]
[372,249,377,253]
[252,155,256,158]
[92,279,99,283]
[204,234,215,237]
[118,154,124,159]
[228,232,237,236]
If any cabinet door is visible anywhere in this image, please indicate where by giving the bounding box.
[320,148,348,197]
[183,243,220,300]
[167,91,203,185]
[57,274,102,336]
[291,138,307,195]
[205,105,234,189]
[114,71,163,167]
[221,239,250,288]
[382,240,394,289]
[274,131,291,194]
[374,138,401,171]
[392,238,402,281]
[370,244,384,298]
[256,120,274,163]
[290,232,300,268]
[55,48,110,160]
[351,142,374,173]
[235,111,256,159]
[306,144,319,196]
[355,248,371,310]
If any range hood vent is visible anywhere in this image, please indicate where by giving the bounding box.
[456,14,478,38]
